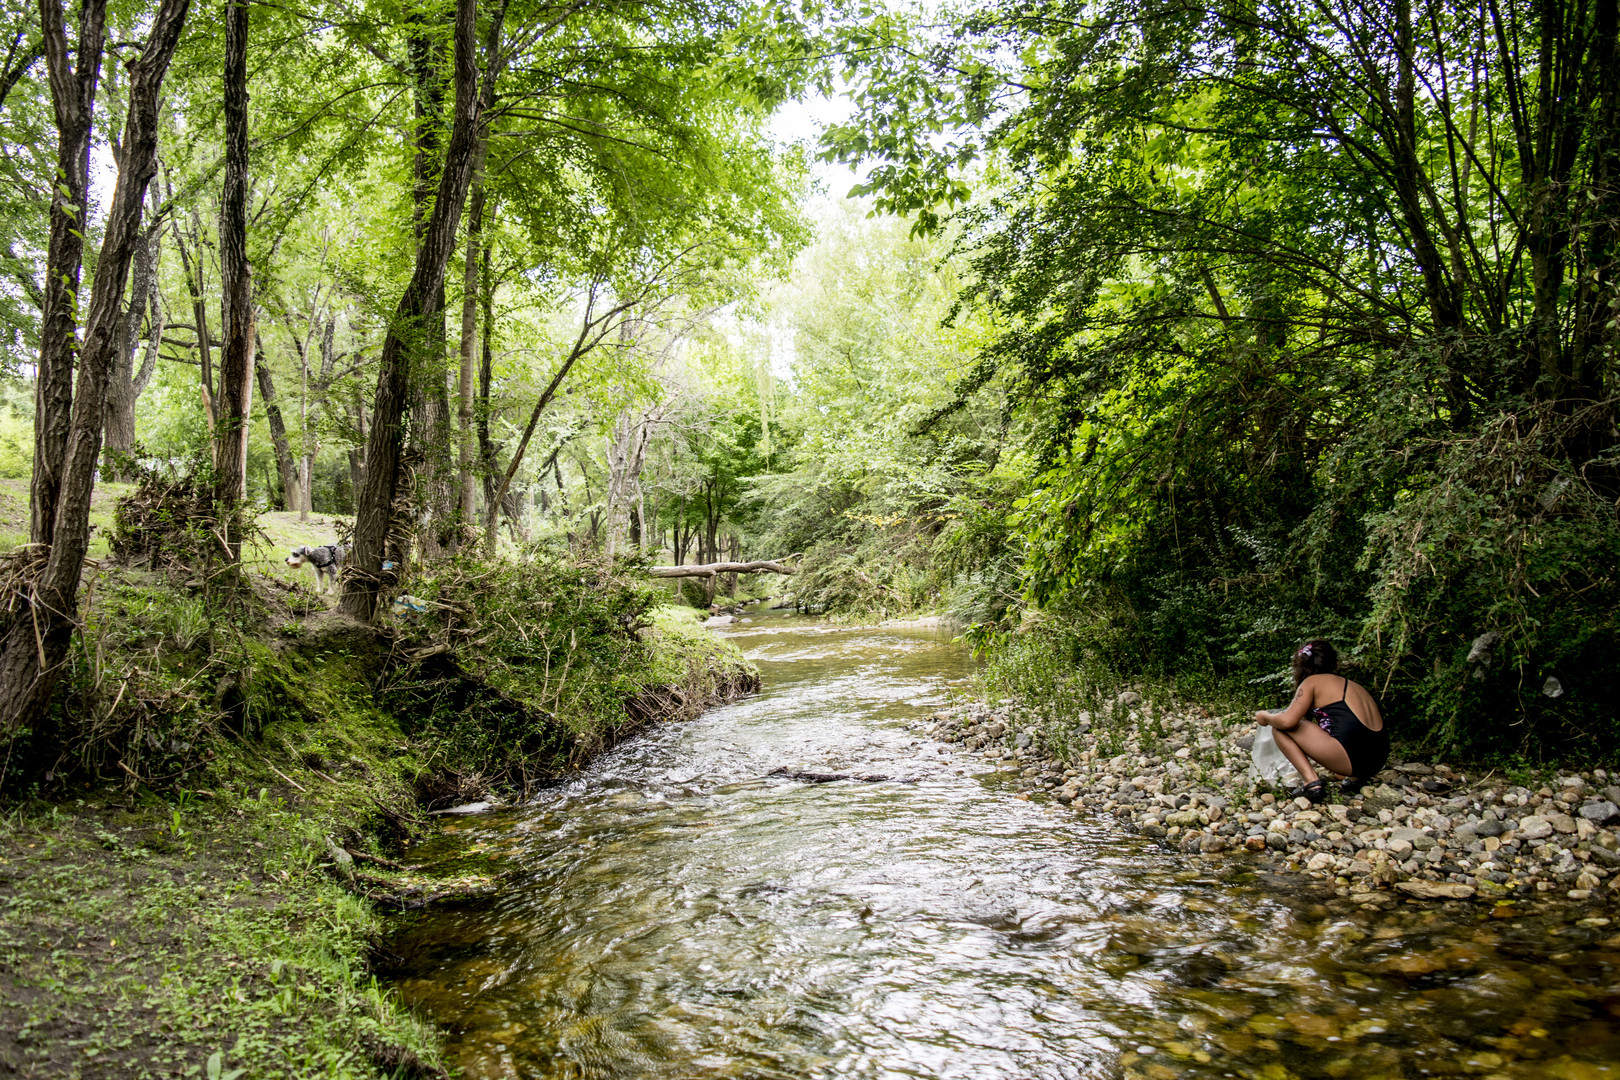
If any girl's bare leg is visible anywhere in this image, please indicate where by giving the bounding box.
[1270,723,1353,786]
[1271,727,1318,785]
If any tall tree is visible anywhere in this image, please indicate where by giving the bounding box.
[340,0,502,619]
[214,0,253,560]
[103,221,163,475]
[0,0,191,736]
[30,0,105,547]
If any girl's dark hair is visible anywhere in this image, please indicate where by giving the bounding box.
[1292,638,1338,688]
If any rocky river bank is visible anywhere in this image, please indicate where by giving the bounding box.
[919,697,1620,907]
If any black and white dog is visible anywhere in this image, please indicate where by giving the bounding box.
[286,544,348,593]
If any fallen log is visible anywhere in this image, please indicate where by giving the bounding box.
[648,555,801,579]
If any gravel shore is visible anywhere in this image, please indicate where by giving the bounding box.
[918,696,1620,906]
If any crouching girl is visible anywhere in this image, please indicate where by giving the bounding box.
[1255,639,1389,803]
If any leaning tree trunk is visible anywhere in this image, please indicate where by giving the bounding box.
[342,0,501,620]
[0,0,190,739]
[255,348,301,512]
[213,0,254,562]
[31,0,106,546]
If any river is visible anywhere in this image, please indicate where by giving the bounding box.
[385,613,1620,1079]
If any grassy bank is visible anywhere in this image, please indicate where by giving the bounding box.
[0,557,755,1078]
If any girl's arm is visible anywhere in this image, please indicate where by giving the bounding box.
[1255,680,1314,731]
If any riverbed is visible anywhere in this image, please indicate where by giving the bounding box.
[385,614,1620,1079]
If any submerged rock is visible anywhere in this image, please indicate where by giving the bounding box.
[431,801,494,815]
[1395,881,1475,900]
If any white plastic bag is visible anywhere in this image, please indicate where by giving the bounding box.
[1250,725,1300,786]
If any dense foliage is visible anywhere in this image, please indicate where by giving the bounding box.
[814,0,1620,759]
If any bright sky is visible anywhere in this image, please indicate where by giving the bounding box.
[767,89,868,206]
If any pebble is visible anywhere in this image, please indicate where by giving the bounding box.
[915,699,1620,912]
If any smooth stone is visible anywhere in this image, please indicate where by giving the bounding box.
[1547,812,1577,835]
[1395,880,1475,900]
[1517,815,1554,840]
[1388,827,1436,851]
[1579,800,1620,825]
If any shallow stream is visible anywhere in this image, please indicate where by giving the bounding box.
[386,614,1620,1079]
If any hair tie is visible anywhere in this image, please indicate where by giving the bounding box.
[1299,644,1313,657]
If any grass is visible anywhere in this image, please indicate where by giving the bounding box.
[0,477,134,559]
[644,604,758,691]
[0,659,444,1079]
[0,478,353,603]
[0,797,440,1079]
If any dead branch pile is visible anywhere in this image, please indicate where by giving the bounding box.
[107,460,221,572]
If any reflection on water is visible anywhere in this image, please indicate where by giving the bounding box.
[386,614,1620,1079]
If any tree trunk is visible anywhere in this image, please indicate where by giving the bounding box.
[604,405,657,558]
[31,0,106,546]
[214,0,253,560]
[0,0,189,739]
[298,317,336,520]
[457,172,487,535]
[255,349,301,512]
[407,10,453,561]
[173,216,217,435]
[104,219,159,477]
[482,287,637,552]
[477,259,497,528]
[342,0,501,620]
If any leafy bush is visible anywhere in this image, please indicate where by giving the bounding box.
[1353,404,1620,759]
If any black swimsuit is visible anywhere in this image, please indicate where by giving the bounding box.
[1310,677,1389,779]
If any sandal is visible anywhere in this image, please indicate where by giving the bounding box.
[1290,779,1327,804]
[1340,776,1368,797]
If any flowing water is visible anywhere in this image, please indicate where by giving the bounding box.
[386,614,1620,1080]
